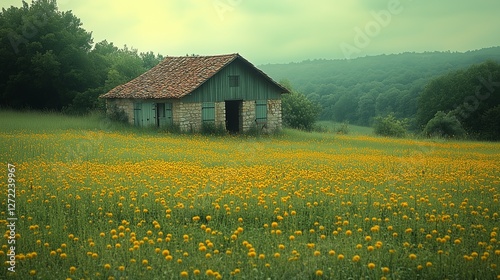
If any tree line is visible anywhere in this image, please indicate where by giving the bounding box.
[261,48,500,140]
[0,0,163,114]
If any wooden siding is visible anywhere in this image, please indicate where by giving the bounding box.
[181,59,283,103]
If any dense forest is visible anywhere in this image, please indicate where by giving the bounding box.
[260,47,500,128]
[0,0,163,114]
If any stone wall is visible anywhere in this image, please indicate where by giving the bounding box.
[241,101,256,132]
[265,99,282,132]
[106,99,135,125]
[174,102,202,132]
[215,102,226,128]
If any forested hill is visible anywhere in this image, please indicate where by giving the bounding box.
[259,47,500,126]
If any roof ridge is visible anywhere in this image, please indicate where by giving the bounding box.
[99,53,288,100]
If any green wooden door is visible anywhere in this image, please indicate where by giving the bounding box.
[133,102,156,127]
[157,103,173,127]
[142,102,155,127]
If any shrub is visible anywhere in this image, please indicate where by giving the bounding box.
[423,111,466,139]
[201,122,227,136]
[334,121,350,134]
[107,104,128,123]
[373,114,408,138]
[160,123,182,134]
[282,92,321,131]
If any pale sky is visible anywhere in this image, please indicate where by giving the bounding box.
[2,0,500,64]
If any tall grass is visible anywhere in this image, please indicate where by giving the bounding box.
[0,111,499,279]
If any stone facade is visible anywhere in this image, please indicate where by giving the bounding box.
[173,102,202,132]
[106,98,283,133]
[241,101,256,132]
[106,99,135,125]
[265,99,282,132]
[214,102,226,128]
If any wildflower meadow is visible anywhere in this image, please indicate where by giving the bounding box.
[0,111,499,279]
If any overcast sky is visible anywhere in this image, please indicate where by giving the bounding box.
[2,0,500,64]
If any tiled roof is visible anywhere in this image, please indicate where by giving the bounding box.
[100,53,288,99]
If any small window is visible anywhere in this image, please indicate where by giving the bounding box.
[229,75,240,87]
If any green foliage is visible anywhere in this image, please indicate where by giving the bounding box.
[423,111,466,139]
[417,60,500,140]
[260,48,500,127]
[373,114,408,138]
[107,104,128,123]
[201,122,227,136]
[160,123,182,134]
[480,105,500,140]
[416,61,500,140]
[333,121,350,134]
[0,1,163,113]
[281,81,321,131]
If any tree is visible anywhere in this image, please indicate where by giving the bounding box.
[417,60,500,139]
[422,111,466,138]
[0,1,164,114]
[332,94,358,122]
[373,114,408,138]
[0,0,94,110]
[357,92,376,125]
[281,80,321,131]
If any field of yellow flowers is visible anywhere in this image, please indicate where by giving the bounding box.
[1,112,499,279]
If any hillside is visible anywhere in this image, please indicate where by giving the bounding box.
[259,47,500,127]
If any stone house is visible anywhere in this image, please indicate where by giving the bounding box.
[99,54,289,133]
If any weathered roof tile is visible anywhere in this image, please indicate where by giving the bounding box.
[100,53,288,99]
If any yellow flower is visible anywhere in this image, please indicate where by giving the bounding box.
[367,263,376,269]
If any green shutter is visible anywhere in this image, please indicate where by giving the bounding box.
[202,102,215,123]
[157,103,173,127]
[141,103,156,127]
[255,100,267,123]
[134,103,142,126]
[165,103,173,125]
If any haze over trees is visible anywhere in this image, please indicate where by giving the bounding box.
[261,47,500,139]
[260,48,500,126]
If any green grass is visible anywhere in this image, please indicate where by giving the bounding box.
[316,121,374,135]
[0,111,499,280]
